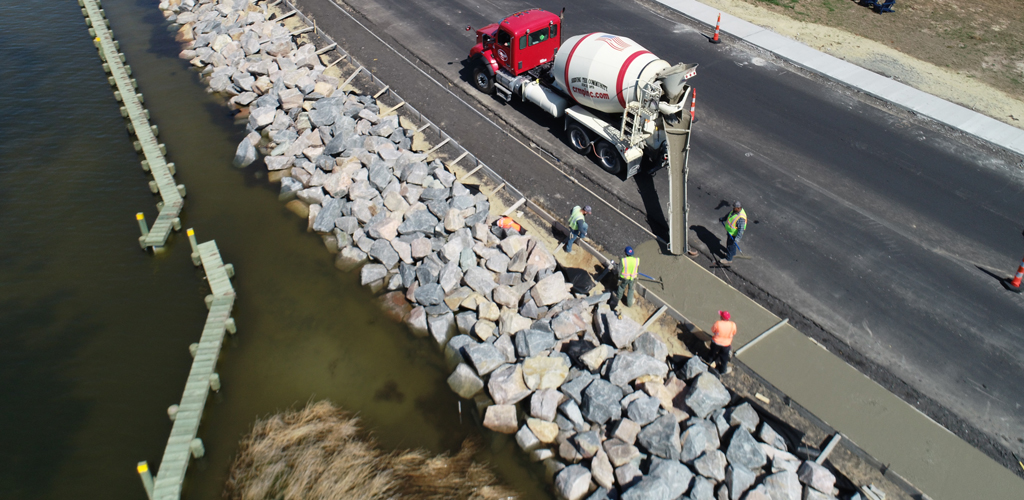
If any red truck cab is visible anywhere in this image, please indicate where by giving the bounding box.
[470,8,561,81]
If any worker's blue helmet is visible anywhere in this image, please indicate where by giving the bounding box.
[625,246,634,256]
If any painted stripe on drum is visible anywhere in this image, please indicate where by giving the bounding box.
[564,33,596,105]
[615,50,651,108]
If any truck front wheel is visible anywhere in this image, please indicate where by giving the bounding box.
[594,141,623,175]
[566,123,591,154]
[473,66,494,94]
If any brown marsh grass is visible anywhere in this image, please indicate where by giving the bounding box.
[223,401,520,500]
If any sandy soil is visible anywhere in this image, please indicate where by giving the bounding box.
[691,0,1024,129]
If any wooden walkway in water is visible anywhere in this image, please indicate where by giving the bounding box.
[80,0,183,249]
[152,239,237,500]
[78,2,238,498]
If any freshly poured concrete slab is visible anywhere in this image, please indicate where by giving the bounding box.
[739,326,1023,500]
[636,241,781,345]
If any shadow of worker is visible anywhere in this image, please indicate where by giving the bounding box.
[690,224,727,259]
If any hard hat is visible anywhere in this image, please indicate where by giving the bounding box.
[625,246,634,256]
[583,205,592,213]
[733,201,742,209]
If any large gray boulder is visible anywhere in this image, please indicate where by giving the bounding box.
[488,363,532,405]
[515,329,557,358]
[680,421,711,463]
[531,271,570,306]
[554,465,592,500]
[360,263,387,285]
[581,379,622,425]
[683,356,709,380]
[632,332,668,362]
[447,363,484,399]
[725,465,756,500]
[465,343,506,376]
[313,197,343,232]
[726,427,767,471]
[607,351,669,387]
[649,458,694,499]
[762,470,801,500]
[626,393,662,426]
[463,266,497,297]
[530,388,562,421]
[560,371,596,405]
[369,239,400,269]
[689,476,715,500]
[233,138,257,168]
[685,372,732,419]
[605,313,643,349]
[415,283,445,306]
[694,449,727,481]
[603,438,641,467]
[797,460,836,494]
[729,402,760,433]
[637,414,681,460]
[427,311,455,347]
[759,421,789,452]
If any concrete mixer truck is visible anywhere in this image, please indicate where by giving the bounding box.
[468,8,697,179]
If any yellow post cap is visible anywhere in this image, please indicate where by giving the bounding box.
[136,213,144,220]
[137,462,148,473]
[187,228,195,236]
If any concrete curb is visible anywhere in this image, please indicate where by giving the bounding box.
[652,0,1024,158]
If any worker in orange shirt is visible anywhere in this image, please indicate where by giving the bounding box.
[709,310,736,375]
[495,216,522,235]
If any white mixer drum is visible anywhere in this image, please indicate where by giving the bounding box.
[553,33,670,113]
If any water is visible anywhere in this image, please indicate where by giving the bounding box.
[0,0,547,498]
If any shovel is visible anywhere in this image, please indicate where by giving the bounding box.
[637,272,664,290]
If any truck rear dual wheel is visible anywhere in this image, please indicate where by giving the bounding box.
[473,66,494,94]
[566,123,591,154]
[594,140,623,175]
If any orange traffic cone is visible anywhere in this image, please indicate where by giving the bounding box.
[1006,253,1024,293]
[711,14,722,44]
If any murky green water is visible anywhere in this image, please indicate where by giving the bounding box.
[0,0,547,498]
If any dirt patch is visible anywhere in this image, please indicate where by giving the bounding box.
[684,0,1024,128]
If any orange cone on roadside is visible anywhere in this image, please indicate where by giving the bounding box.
[1006,254,1024,293]
[711,14,723,44]
[690,88,698,123]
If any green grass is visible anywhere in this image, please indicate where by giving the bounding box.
[756,0,800,9]
[822,0,836,12]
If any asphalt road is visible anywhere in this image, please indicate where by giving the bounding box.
[293,0,1024,472]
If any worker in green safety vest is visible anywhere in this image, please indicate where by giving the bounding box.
[565,204,591,253]
[719,201,747,265]
[614,246,640,318]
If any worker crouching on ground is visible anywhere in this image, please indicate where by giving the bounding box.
[565,205,591,253]
[719,201,746,265]
[613,246,640,319]
[709,310,737,375]
[495,215,523,236]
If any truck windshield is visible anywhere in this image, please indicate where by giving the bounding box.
[496,29,511,47]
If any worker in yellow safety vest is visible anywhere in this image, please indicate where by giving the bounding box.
[565,205,591,253]
[614,246,640,317]
[719,201,747,265]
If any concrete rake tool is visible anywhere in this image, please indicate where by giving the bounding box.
[637,272,664,290]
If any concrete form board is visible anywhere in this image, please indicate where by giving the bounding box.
[738,326,1022,499]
